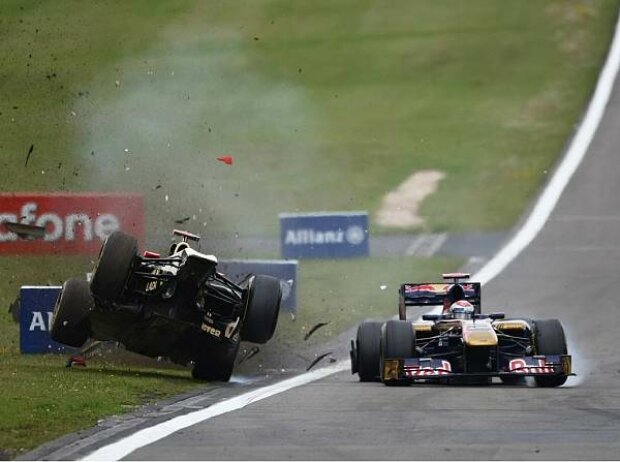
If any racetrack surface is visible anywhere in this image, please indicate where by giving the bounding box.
[112,30,620,461]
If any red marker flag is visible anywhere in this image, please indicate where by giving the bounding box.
[217,155,233,165]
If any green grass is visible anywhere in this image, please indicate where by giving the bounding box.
[0,0,619,458]
[0,355,198,459]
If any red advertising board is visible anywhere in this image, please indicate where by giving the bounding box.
[0,193,144,254]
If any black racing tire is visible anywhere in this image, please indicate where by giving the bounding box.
[356,321,382,382]
[381,320,415,359]
[533,319,568,387]
[241,275,282,344]
[51,278,93,347]
[192,342,240,381]
[90,231,137,302]
[380,320,415,384]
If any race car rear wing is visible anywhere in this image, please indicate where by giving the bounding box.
[398,282,481,319]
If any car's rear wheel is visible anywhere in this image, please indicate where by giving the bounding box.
[356,321,382,382]
[192,342,240,381]
[533,318,568,387]
[380,320,415,384]
[90,231,137,302]
[51,278,93,347]
[241,275,282,344]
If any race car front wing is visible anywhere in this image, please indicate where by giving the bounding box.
[382,354,573,383]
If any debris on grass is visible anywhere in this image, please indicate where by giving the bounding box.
[306,352,333,371]
[66,356,86,368]
[304,322,329,341]
[237,346,260,365]
[24,144,34,167]
[8,296,20,323]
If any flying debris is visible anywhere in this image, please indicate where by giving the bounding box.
[4,222,46,240]
[65,355,86,368]
[306,352,333,371]
[304,321,329,341]
[217,155,233,165]
[24,144,34,167]
[8,296,20,323]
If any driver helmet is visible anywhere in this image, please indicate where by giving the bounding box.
[445,284,465,304]
[449,300,475,319]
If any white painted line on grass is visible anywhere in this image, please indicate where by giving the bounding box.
[404,235,424,256]
[82,10,620,461]
[420,232,447,257]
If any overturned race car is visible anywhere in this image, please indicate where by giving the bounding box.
[51,229,282,381]
[350,273,573,387]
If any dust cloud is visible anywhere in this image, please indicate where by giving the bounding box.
[73,24,320,253]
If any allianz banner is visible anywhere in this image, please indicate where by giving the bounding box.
[0,192,144,254]
[19,286,71,354]
[279,211,369,259]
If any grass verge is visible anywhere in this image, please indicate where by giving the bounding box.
[0,355,197,460]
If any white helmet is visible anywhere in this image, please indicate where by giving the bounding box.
[450,300,474,319]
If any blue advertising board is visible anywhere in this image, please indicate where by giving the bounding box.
[218,259,298,313]
[19,286,72,354]
[279,211,369,259]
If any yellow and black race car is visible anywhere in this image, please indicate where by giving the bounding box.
[350,273,572,387]
[51,229,282,381]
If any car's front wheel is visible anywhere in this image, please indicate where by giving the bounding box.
[241,275,282,344]
[90,231,138,302]
[51,278,93,347]
[533,318,568,387]
[380,320,415,384]
[356,321,382,382]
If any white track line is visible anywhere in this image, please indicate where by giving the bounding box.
[83,11,620,461]
[85,362,349,460]
[474,11,620,287]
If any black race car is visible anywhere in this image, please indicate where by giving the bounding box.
[350,273,573,387]
[51,229,282,381]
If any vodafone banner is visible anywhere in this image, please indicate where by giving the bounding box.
[0,193,144,254]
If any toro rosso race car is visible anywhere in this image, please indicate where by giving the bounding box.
[350,273,573,387]
[51,229,282,381]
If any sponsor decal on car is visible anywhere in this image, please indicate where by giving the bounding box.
[404,359,452,377]
[508,357,556,374]
[0,193,144,254]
